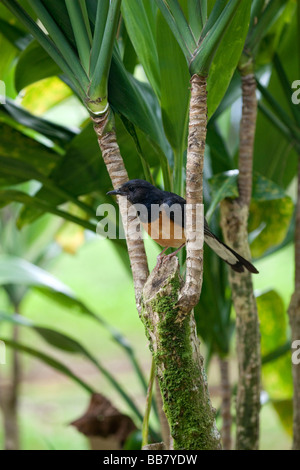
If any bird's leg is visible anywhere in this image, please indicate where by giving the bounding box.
[154,244,186,271]
[154,246,170,271]
[164,243,185,261]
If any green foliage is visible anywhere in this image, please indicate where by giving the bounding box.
[207,171,294,258]
[1,337,95,394]
[0,311,144,424]
[206,0,251,117]
[256,289,293,433]
[122,0,160,98]
[255,288,294,436]
[254,12,299,188]
[272,400,293,436]
[0,122,59,185]
[249,197,294,258]
[15,40,61,92]
[0,0,298,448]
[156,10,190,194]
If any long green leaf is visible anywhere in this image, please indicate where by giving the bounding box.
[0,255,147,392]
[0,312,144,423]
[206,170,239,222]
[257,290,293,400]
[155,0,191,58]
[258,102,297,149]
[188,0,206,40]
[28,0,89,89]
[206,0,251,117]
[161,0,196,53]
[156,10,190,195]
[13,38,173,183]
[0,156,96,218]
[65,0,91,74]
[15,39,62,91]
[122,0,161,98]
[0,189,97,232]
[247,0,289,53]
[191,0,247,75]
[37,0,76,45]
[89,0,109,74]
[199,0,227,41]
[273,53,300,127]
[79,0,93,44]
[1,0,84,96]
[89,0,121,106]
[2,98,77,145]
[0,120,59,186]
[257,80,300,141]
[0,17,31,49]
[1,337,95,394]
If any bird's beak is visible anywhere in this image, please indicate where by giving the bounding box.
[106,188,127,196]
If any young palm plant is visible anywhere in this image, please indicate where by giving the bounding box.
[135,0,251,449]
[257,46,300,448]
[220,0,291,449]
[1,0,252,450]
[2,0,149,311]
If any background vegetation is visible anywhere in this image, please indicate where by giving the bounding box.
[0,0,299,450]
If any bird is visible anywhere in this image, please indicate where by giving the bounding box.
[107,179,258,274]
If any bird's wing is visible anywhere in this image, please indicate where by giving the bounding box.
[161,193,186,229]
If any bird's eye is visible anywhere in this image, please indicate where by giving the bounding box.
[128,186,134,192]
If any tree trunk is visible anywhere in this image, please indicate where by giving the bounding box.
[91,110,149,312]
[218,357,232,450]
[220,63,261,450]
[288,156,300,450]
[140,74,220,449]
[92,75,216,449]
[141,256,221,450]
[179,74,206,312]
[0,325,20,450]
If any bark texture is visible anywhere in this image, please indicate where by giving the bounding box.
[0,383,19,450]
[237,72,257,207]
[220,67,261,450]
[141,256,221,450]
[179,74,206,312]
[92,111,149,312]
[0,325,20,450]
[288,157,300,450]
[219,357,232,450]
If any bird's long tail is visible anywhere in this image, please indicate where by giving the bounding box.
[204,221,258,274]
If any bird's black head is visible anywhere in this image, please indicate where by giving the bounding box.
[106,179,158,204]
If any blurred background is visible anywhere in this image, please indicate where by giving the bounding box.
[0,0,299,450]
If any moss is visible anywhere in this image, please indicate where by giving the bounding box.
[142,271,219,450]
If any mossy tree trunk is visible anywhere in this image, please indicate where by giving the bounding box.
[220,60,261,450]
[93,75,219,449]
[141,256,220,450]
[141,75,221,450]
[288,156,300,450]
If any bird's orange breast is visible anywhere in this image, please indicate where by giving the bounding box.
[141,211,186,248]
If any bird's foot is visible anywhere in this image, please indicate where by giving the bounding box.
[154,247,169,271]
[153,244,185,271]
